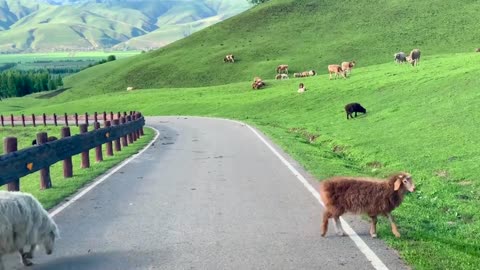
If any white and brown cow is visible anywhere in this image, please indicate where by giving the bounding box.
[328,65,346,80]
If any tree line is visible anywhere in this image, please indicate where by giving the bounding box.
[0,70,63,99]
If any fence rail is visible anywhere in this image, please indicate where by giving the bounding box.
[0,112,145,189]
[0,111,138,127]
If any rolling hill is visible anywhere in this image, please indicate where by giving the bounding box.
[0,0,252,52]
[61,0,480,96]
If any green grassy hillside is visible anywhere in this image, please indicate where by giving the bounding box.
[0,0,251,52]
[1,52,480,269]
[62,0,480,96]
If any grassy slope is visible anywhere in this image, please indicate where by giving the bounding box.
[63,0,480,94]
[1,53,480,269]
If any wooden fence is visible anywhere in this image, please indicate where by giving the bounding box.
[0,112,145,191]
[0,111,138,127]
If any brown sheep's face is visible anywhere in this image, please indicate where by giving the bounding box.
[394,173,415,192]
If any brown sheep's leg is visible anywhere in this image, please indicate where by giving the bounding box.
[369,216,378,238]
[321,211,332,237]
[387,213,401,238]
[333,216,345,236]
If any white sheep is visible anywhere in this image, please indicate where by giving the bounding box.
[0,191,59,269]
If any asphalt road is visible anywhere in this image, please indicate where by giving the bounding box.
[5,116,409,270]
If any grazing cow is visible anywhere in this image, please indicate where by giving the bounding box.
[328,65,346,80]
[298,83,306,93]
[275,74,289,80]
[345,103,366,119]
[126,86,134,91]
[341,61,356,74]
[224,54,235,63]
[394,52,407,63]
[293,72,303,78]
[406,49,421,66]
[276,64,289,74]
[252,77,265,90]
[308,70,316,76]
[476,48,480,52]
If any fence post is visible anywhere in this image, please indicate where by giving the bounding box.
[103,111,107,121]
[42,113,46,126]
[138,112,144,136]
[113,119,121,152]
[4,137,20,191]
[120,117,128,147]
[32,114,36,127]
[85,112,89,126]
[80,124,90,168]
[61,127,73,178]
[64,113,69,126]
[75,113,79,126]
[53,113,57,126]
[104,120,113,156]
[126,115,134,144]
[110,111,114,120]
[1,115,3,127]
[94,122,103,162]
[10,114,14,127]
[132,114,138,141]
[117,112,121,119]
[21,114,26,127]
[37,132,52,189]
[94,112,98,123]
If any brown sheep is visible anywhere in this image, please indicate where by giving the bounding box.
[341,61,356,74]
[320,172,415,238]
[276,64,289,74]
[328,65,346,80]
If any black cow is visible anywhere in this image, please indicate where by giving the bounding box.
[345,103,367,119]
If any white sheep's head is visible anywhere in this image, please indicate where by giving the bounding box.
[393,173,415,192]
[40,223,59,255]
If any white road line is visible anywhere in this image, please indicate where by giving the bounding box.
[245,123,389,270]
[49,126,160,218]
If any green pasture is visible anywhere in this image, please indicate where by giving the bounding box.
[1,52,479,269]
[0,125,154,210]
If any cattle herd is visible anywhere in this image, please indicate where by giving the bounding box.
[225,48,423,119]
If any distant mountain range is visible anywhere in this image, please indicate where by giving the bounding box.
[0,0,251,53]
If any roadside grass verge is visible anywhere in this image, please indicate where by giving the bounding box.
[1,126,154,210]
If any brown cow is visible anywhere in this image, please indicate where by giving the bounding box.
[406,49,421,66]
[252,77,265,90]
[341,61,356,74]
[276,64,289,74]
[476,48,480,52]
[275,74,289,80]
[224,54,235,63]
[328,65,346,80]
